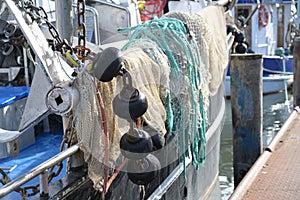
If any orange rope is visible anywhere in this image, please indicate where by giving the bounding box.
[94,80,109,195]
[95,80,143,195]
[104,118,141,193]
[105,158,128,193]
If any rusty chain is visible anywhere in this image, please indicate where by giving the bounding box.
[75,0,91,61]
[9,114,76,198]
[19,0,91,61]
[0,168,11,185]
[77,0,86,48]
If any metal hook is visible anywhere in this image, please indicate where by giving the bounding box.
[2,43,14,56]
[4,23,16,38]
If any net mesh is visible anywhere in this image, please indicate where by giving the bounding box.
[72,5,228,188]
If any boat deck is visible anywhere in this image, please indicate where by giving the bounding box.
[0,124,64,199]
[230,107,300,200]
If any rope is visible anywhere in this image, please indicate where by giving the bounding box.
[262,68,293,75]
[94,80,109,196]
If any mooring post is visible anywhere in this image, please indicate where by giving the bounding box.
[230,54,263,188]
[293,37,300,107]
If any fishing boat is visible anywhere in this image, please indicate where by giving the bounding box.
[225,0,296,98]
[0,0,235,199]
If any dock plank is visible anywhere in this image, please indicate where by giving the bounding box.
[230,108,300,199]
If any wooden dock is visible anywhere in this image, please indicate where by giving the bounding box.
[230,106,300,200]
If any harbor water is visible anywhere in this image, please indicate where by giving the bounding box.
[219,91,294,199]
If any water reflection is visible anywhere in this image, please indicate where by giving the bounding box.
[219,92,293,200]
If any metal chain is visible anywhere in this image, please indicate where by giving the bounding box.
[48,162,63,183]
[0,168,11,185]
[18,0,72,54]
[7,117,75,198]
[1,159,39,198]
[12,131,71,198]
[77,0,86,48]
[0,35,26,55]
[19,0,92,62]
[4,2,86,196]
[75,0,91,61]
[48,113,76,184]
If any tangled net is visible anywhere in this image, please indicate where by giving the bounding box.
[72,5,228,189]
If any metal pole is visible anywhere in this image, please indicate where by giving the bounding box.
[230,54,263,188]
[293,37,300,107]
[39,169,49,199]
[55,0,73,45]
[22,47,29,86]
[282,56,289,104]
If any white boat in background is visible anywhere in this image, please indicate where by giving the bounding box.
[225,0,297,98]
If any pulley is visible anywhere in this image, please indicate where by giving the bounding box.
[120,128,153,160]
[113,87,148,120]
[4,23,16,38]
[127,154,161,185]
[46,83,79,115]
[2,43,14,56]
[92,47,123,82]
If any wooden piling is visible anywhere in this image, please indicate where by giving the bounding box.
[230,54,263,188]
[293,37,300,107]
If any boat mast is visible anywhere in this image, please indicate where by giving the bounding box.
[55,0,73,45]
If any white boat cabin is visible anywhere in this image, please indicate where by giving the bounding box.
[232,0,297,55]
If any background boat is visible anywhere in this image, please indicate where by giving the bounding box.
[0,0,234,199]
[225,0,297,98]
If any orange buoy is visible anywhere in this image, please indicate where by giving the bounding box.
[258,5,269,27]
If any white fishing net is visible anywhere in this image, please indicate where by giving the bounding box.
[71,5,228,190]
[119,42,170,135]
[72,71,107,188]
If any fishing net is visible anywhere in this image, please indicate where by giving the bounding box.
[117,41,170,135]
[165,6,229,95]
[73,71,107,187]
[119,5,228,169]
[72,5,228,189]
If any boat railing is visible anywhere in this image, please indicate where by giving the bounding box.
[72,4,101,45]
[86,0,138,44]
[0,144,80,198]
[88,0,132,27]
